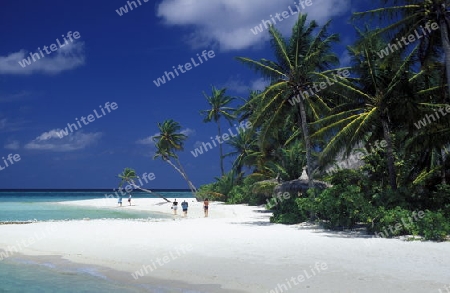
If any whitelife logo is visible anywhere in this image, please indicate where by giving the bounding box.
[18,31,81,68]
[115,0,149,16]
[376,21,439,59]
[0,153,21,172]
[414,105,450,130]
[153,50,215,87]
[56,102,118,138]
[190,121,252,158]
[131,244,193,280]
[250,1,313,35]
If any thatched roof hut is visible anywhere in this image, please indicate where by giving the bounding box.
[273,178,331,195]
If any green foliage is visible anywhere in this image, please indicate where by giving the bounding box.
[197,171,236,201]
[270,195,307,224]
[315,184,372,229]
[368,207,417,236]
[369,207,450,241]
[415,210,450,242]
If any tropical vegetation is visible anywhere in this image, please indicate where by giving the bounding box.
[125,1,450,241]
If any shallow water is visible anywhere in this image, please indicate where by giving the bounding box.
[0,190,191,222]
[0,190,209,293]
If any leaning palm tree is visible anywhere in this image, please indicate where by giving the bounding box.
[152,119,198,197]
[200,86,236,176]
[117,167,170,202]
[353,0,450,95]
[236,14,340,191]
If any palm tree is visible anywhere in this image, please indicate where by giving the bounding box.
[117,167,170,202]
[311,31,440,190]
[236,14,340,192]
[353,0,450,95]
[200,86,236,176]
[224,128,258,175]
[152,119,198,197]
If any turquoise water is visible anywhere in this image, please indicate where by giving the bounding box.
[0,257,205,293]
[0,190,200,293]
[0,190,192,222]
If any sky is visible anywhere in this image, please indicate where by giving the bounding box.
[0,0,374,189]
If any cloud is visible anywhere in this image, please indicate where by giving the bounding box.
[223,76,269,94]
[250,78,269,91]
[339,50,352,67]
[181,128,195,137]
[137,128,194,146]
[4,140,20,150]
[0,117,27,132]
[136,133,159,146]
[157,0,351,51]
[24,130,102,152]
[0,91,32,103]
[0,41,85,75]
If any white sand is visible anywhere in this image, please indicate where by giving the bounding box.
[1,197,449,293]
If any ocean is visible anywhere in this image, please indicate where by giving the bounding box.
[0,190,198,293]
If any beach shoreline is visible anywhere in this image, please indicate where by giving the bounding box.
[1,198,449,292]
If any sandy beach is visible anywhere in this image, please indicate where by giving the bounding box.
[1,198,449,293]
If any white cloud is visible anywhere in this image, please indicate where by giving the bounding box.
[4,140,20,150]
[181,128,195,137]
[0,91,31,103]
[0,41,85,75]
[136,128,194,145]
[0,118,6,129]
[24,130,102,152]
[0,117,27,132]
[339,50,352,67]
[136,132,159,145]
[157,0,351,51]
[223,76,269,94]
[250,78,269,91]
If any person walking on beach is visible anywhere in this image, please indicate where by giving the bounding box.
[118,195,123,207]
[128,193,132,206]
[203,198,209,217]
[181,200,188,217]
[172,199,178,215]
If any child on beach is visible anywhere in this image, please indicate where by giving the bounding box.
[118,195,122,207]
[203,198,209,217]
[181,200,188,217]
[128,193,131,206]
[172,199,178,215]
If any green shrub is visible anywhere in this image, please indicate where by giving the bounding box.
[227,185,249,204]
[415,210,450,241]
[315,185,372,230]
[368,207,417,237]
[270,195,306,224]
[295,197,314,222]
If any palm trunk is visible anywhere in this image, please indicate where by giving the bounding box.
[297,95,315,220]
[440,15,450,98]
[129,180,171,202]
[165,158,199,199]
[175,158,199,197]
[381,117,397,190]
[441,148,447,184]
[217,121,225,176]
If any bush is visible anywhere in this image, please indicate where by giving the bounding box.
[270,195,306,224]
[368,206,417,237]
[227,174,273,205]
[227,185,249,204]
[315,185,372,230]
[415,210,450,241]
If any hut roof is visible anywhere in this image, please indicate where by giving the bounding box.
[273,178,331,193]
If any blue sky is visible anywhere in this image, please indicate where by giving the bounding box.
[0,0,372,189]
